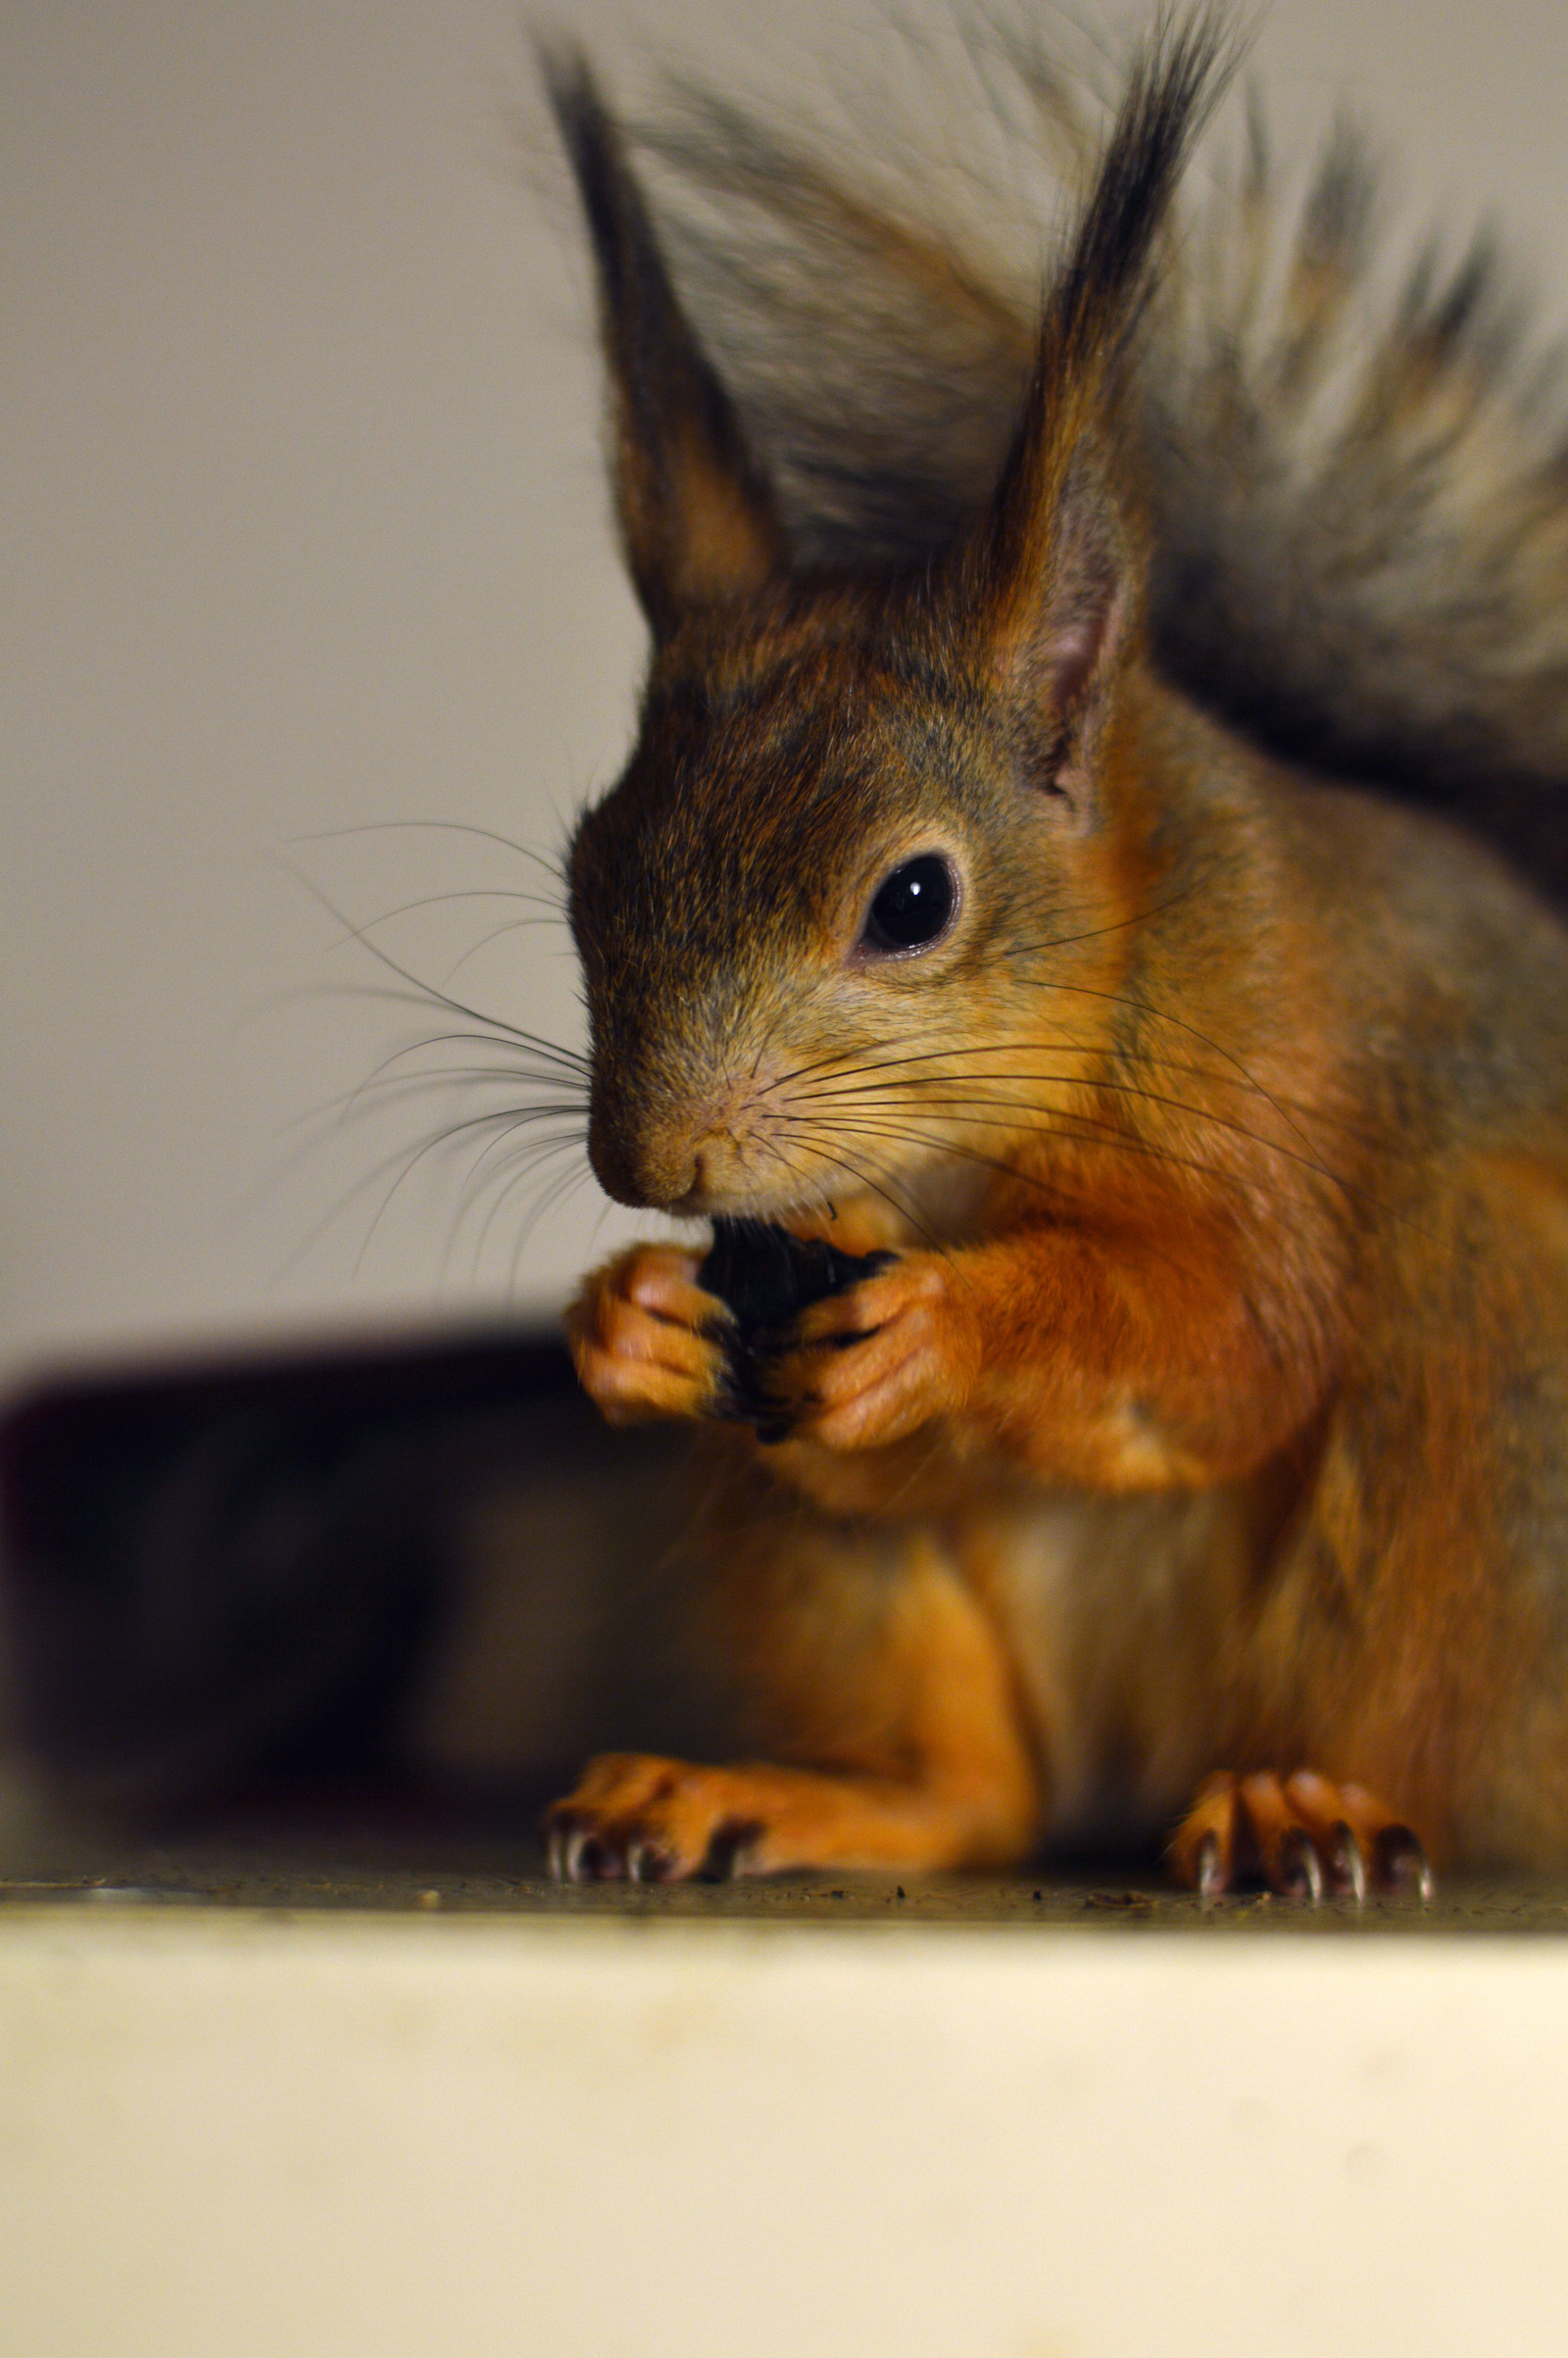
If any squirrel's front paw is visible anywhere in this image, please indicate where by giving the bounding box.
[765,1253,977,1449]
[565,1246,733,1425]
[543,1753,765,1882]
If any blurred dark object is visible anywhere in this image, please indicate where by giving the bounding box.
[699,1218,892,1434]
[0,1329,622,1816]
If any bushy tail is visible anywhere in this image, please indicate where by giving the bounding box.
[609,14,1568,896]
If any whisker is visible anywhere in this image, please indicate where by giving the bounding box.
[767,1035,1096,1098]
[279,858,590,1071]
[760,1040,910,1095]
[271,1102,577,1283]
[999,880,1203,955]
[294,818,567,891]
[332,887,565,939]
[785,1077,1360,1204]
[509,1159,598,1293]
[266,977,593,1077]
[282,1059,585,1140]
[780,1110,1297,1217]
[1010,975,1325,1166]
[266,1097,586,1221]
[442,913,568,988]
[787,1138,953,1255]
[446,1128,587,1284]
[337,1105,587,1280]
[469,1132,588,1275]
[456,1103,587,1202]
[791,1051,1380,1143]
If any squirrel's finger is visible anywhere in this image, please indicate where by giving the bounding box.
[1167,1774,1240,1893]
[593,1292,718,1369]
[1335,1785,1434,1899]
[574,1346,721,1425]
[771,1310,955,1449]
[784,1264,930,1347]
[620,1249,733,1330]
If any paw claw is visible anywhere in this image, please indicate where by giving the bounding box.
[1170,1769,1433,1901]
[1196,1830,1227,1898]
[1328,1822,1367,1902]
[1274,1826,1323,1904]
[1374,1826,1434,1901]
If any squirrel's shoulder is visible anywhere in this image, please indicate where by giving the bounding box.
[1152,682,1568,1102]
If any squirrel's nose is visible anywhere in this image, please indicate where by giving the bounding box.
[586,1106,696,1210]
[679,1149,717,1213]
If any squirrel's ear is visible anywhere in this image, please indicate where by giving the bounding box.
[973,436,1138,791]
[955,19,1231,773]
[545,52,785,636]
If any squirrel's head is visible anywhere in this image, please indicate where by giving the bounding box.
[549,29,1226,1221]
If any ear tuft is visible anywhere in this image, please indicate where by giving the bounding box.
[543,48,786,634]
[957,13,1236,730]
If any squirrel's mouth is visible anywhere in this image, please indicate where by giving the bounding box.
[589,1120,817,1222]
[589,1045,977,1229]
[671,1187,819,1224]
[590,1062,838,1218]
[663,1155,823,1224]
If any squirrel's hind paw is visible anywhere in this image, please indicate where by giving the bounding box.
[1168,1771,1434,1902]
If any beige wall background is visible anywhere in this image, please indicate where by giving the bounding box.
[5,0,1568,1384]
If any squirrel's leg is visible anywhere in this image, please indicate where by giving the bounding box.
[543,1506,1041,1881]
[765,1222,1324,1484]
[1167,1771,1433,1900]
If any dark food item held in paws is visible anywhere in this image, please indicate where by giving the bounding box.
[699,1218,893,1438]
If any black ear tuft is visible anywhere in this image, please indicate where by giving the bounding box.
[960,12,1237,723]
[542,47,786,634]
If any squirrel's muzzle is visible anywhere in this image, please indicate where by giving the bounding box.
[587,1059,781,1214]
[586,1105,696,1210]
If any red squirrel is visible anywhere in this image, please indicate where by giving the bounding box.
[531,14,1568,1895]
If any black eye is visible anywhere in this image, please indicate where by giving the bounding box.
[862,855,956,955]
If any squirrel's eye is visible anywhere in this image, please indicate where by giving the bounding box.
[861,855,956,955]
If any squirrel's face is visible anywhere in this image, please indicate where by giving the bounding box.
[550,47,1174,1228]
[568,616,1137,1226]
